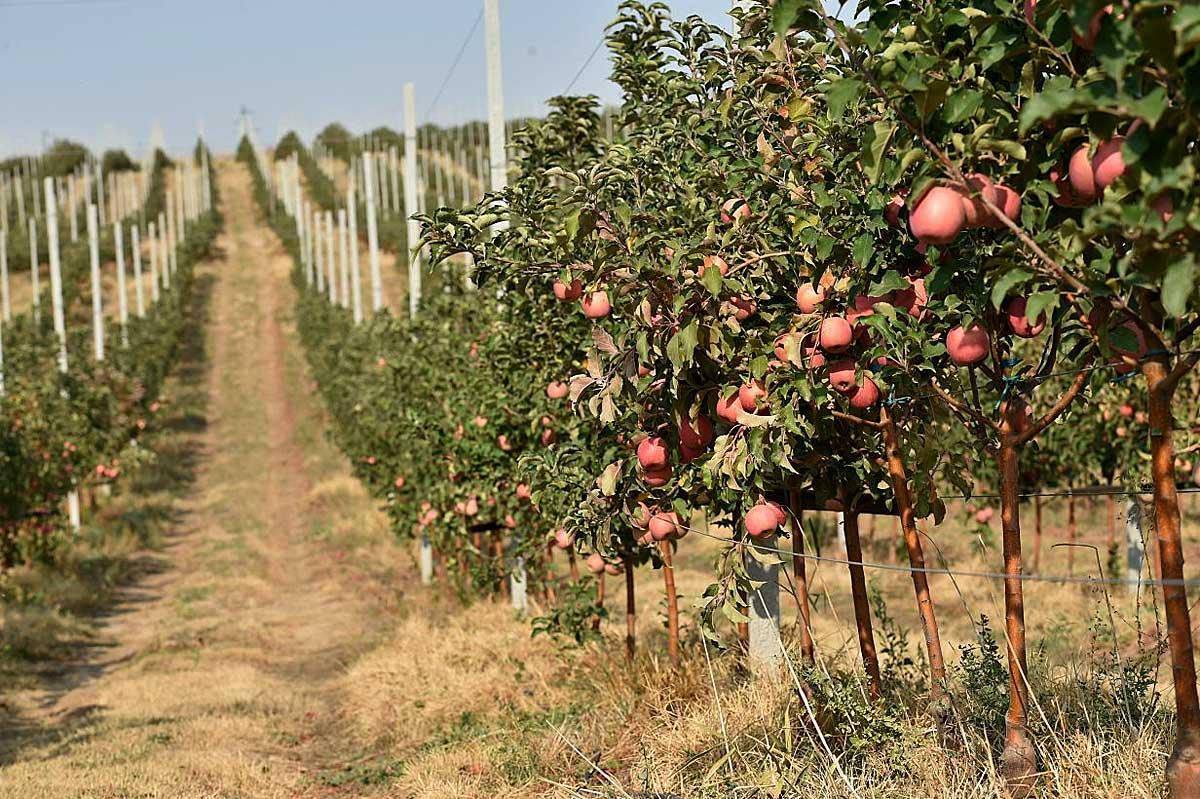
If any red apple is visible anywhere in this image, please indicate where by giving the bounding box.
[586,552,606,574]
[643,464,672,487]
[819,316,854,353]
[516,483,532,500]
[554,528,575,549]
[637,436,670,469]
[1092,136,1125,191]
[581,291,611,319]
[795,283,825,313]
[848,376,883,409]
[649,511,680,541]
[745,503,781,538]
[703,254,730,277]
[738,380,767,413]
[946,324,990,366]
[715,390,741,424]
[553,278,582,301]
[720,198,752,224]
[909,186,966,245]
[827,359,858,394]
[1005,297,1046,338]
[1068,144,1098,202]
[546,381,569,399]
[679,415,714,449]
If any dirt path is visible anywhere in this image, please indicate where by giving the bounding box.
[0,160,405,799]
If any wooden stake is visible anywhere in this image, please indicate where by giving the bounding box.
[660,541,680,668]
[842,510,882,700]
[788,491,815,664]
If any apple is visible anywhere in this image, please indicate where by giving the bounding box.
[774,331,805,366]
[541,428,559,446]
[720,198,752,224]
[1092,136,1125,191]
[909,186,966,245]
[649,511,680,541]
[819,316,854,352]
[581,291,611,319]
[464,496,479,516]
[546,381,569,399]
[984,184,1021,228]
[1067,144,1098,202]
[586,552,606,574]
[1119,404,1134,418]
[960,173,993,228]
[474,416,488,428]
[604,561,623,576]
[1073,4,1112,49]
[516,482,532,500]
[504,514,517,529]
[730,296,758,321]
[703,254,730,277]
[554,528,575,549]
[975,507,995,524]
[497,434,513,451]
[715,390,742,424]
[795,283,825,313]
[637,436,670,469]
[848,376,883,409]
[553,278,583,301]
[891,276,928,317]
[745,502,782,538]
[946,324,990,366]
[1005,297,1046,338]
[738,379,768,412]
[1152,193,1175,223]
[827,359,858,394]
[394,476,406,490]
[679,415,714,449]
[884,192,906,228]
[643,464,673,487]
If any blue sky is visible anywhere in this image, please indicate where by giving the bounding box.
[0,0,734,158]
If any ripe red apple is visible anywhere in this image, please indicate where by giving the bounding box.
[464,496,479,516]
[891,276,928,317]
[715,390,741,424]
[984,184,1021,228]
[946,324,990,366]
[1092,136,1125,190]
[1119,404,1134,418]
[586,552,606,574]
[474,416,488,428]
[738,379,767,413]
[516,482,532,500]
[745,503,781,538]
[884,193,906,228]
[909,186,966,245]
[720,198,752,224]
[581,291,611,319]
[553,278,583,301]
[703,254,730,277]
[1005,297,1046,338]
[848,376,883,409]
[503,514,517,529]
[960,173,993,228]
[637,436,670,469]
[679,415,714,449]
[1068,144,1098,201]
[541,428,558,446]
[394,476,406,490]
[643,464,673,487]
[554,528,575,549]
[497,434,513,451]
[546,381,569,399]
[975,507,995,524]
[827,359,858,394]
[819,316,853,352]
[649,511,680,541]
[604,561,623,576]
[730,297,757,321]
[795,283,825,313]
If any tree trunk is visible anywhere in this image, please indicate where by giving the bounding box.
[1031,496,1043,574]
[660,541,680,668]
[788,490,815,664]
[1067,494,1077,577]
[881,408,946,701]
[592,572,605,632]
[624,561,636,661]
[997,433,1036,790]
[1144,358,1200,797]
[567,548,580,582]
[842,510,881,701]
[1106,492,1116,557]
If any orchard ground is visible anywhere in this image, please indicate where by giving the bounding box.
[0,160,1191,797]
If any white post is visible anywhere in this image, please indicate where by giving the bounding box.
[510,555,528,612]
[0,230,9,323]
[836,511,848,553]
[484,0,509,201]
[45,178,78,529]
[746,536,784,670]
[87,205,105,362]
[148,221,161,304]
[95,162,106,226]
[389,146,401,216]
[324,211,336,304]
[165,195,177,282]
[420,535,434,585]
[403,83,421,317]
[347,183,363,324]
[313,207,326,295]
[362,153,382,311]
[337,208,350,309]
[28,217,40,324]
[1126,499,1145,597]
[132,225,145,316]
[68,175,79,242]
[114,223,129,347]
[159,212,171,290]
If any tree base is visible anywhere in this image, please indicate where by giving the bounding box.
[1167,737,1200,799]
[998,736,1036,798]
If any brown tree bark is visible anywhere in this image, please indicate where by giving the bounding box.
[1067,494,1077,577]
[1032,495,1043,574]
[842,510,881,701]
[624,561,636,661]
[1144,357,1200,797]
[592,572,605,632]
[881,407,946,702]
[660,541,680,668]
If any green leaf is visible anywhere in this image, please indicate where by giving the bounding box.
[1163,257,1196,318]
[721,601,751,626]
[944,89,984,124]
[702,263,724,297]
[990,269,1032,310]
[1024,290,1057,327]
[666,320,700,371]
[852,233,874,267]
[862,121,897,186]
[772,0,803,38]
[823,78,864,120]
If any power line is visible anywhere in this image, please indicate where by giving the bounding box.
[425,8,485,120]
[564,35,606,95]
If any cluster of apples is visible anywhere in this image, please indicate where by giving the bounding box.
[897,174,1022,248]
[635,413,716,487]
[631,502,690,545]
[585,551,625,576]
[744,500,789,539]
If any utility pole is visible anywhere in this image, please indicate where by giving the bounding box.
[483,0,509,218]
[403,83,421,318]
